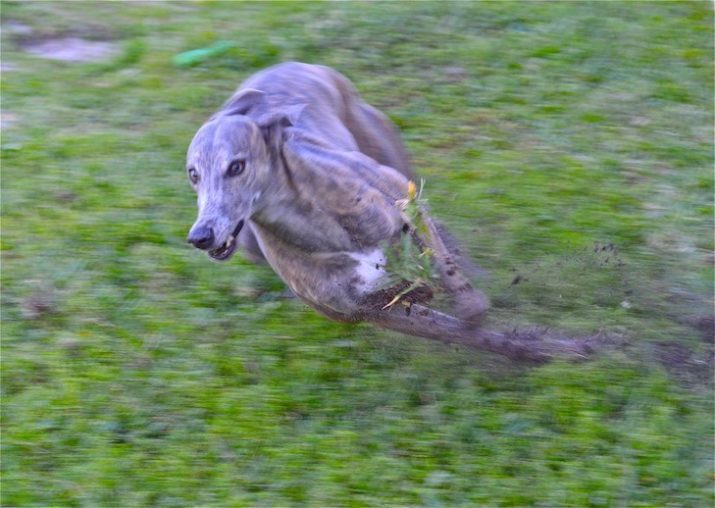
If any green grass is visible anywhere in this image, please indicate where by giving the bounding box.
[2,1,713,506]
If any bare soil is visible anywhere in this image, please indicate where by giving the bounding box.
[654,340,714,386]
[364,281,435,312]
[19,36,118,62]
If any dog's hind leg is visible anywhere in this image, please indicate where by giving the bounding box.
[403,210,489,326]
[431,219,489,280]
[345,101,417,181]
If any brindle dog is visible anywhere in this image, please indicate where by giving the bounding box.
[186,62,590,362]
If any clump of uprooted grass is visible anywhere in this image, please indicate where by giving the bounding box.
[379,180,441,310]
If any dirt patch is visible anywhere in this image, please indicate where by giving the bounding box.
[20,36,118,63]
[654,341,713,386]
[693,315,715,344]
[0,62,19,72]
[1,112,19,131]
[20,291,56,320]
[3,21,33,36]
[364,281,434,312]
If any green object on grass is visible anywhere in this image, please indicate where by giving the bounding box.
[172,40,236,67]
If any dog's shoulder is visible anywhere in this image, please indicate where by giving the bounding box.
[282,130,408,205]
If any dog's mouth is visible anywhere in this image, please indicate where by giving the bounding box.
[208,220,244,261]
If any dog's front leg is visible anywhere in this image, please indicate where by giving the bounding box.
[365,304,591,363]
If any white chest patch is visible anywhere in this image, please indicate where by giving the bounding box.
[349,248,388,294]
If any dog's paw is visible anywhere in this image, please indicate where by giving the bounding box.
[455,289,490,328]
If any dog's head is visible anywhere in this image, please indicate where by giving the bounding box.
[186,89,302,261]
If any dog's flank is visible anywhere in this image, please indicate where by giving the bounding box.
[186,62,593,361]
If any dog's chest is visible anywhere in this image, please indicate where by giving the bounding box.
[347,249,388,294]
[251,222,390,302]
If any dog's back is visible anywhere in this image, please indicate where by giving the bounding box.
[229,62,415,180]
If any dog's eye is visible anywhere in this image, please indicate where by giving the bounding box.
[188,167,199,184]
[227,159,246,177]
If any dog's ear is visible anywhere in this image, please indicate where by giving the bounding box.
[222,88,266,116]
[254,103,306,129]
[255,104,306,148]
[223,88,305,128]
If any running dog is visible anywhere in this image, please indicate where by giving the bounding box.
[186,62,588,361]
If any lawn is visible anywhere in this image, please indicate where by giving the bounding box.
[1,1,713,506]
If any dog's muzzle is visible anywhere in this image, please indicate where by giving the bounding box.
[207,220,245,261]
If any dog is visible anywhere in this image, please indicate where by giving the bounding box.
[185,62,503,353]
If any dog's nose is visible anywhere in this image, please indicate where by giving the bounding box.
[187,225,215,250]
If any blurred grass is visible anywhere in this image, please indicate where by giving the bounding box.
[1,1,713,506]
